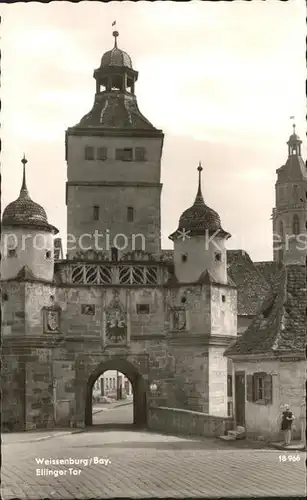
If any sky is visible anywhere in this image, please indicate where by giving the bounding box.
[1,0,306,261]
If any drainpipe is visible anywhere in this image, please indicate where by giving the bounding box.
[53,379,57,425]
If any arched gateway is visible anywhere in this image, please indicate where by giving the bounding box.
[85,358,147,427]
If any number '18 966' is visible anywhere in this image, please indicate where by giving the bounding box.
[279,455,300,462]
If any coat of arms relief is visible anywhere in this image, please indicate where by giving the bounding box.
[171,307,187,331]
[43,306,61,333]
[104,290,128,345]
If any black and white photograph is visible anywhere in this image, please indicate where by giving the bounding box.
[0,1,306,499]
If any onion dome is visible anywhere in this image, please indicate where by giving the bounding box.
[2,156,58,234]
[169,162,230,240]
[100,30,132,69]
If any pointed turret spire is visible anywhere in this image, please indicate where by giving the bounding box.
[21,154,28,193]
[194,161,205,205]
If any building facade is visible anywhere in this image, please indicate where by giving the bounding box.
[1,30,305,440]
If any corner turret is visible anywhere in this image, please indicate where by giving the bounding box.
[1,156,58,281]
[169,162,231,284]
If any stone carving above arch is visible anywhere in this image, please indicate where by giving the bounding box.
[104,290,128,345]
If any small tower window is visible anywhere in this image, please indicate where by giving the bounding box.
[215,252,222,262]
[97,147,107,161]
[93,205,100,221]
[111,247,118,261]
[292,215,300,235]
[116,148,133,161]
[45,250,52,260]
[181,254,188,262]
[85,146,94,160]
[7,249,17,258]
[221,295,226,303]
[127,206,134,222]
[135,147,146,161]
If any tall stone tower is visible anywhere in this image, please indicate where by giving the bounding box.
[273,124,307,265]
[65,29,164,259]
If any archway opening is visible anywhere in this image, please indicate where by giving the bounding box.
[92,370,133,426]
[85,359,147,429]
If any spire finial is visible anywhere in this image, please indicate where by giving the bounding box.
[112,21,119,48]
[194,161,204,205]
[290,115,296,135]
[21,154,28,192]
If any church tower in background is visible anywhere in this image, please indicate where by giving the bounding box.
[272,123,307,265]
[65,29,164,259]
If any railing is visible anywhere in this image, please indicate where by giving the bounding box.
[55,263,169,286]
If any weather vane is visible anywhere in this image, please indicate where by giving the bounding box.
[112,20,119,47]
[290,115,296,134]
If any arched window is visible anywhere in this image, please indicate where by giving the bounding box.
[293,215,300,235]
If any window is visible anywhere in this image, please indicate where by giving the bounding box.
[105,378,109,390]
[136,304,150,314]
[254,375,264,400]
[246,372,272,405]
[111,247,118,261]
[181,254,188,262]
[97,147,107,160]
[292,215,300,235]
[215,252,222,262]
[227,375,233,397]
[293,185,299,203]
[85,146,94,160]
[279,221,284,237]
[45,250,52,260]
[227,401,233,417]
[221,295,226,303]
[115,148,133,161]
[127,206,134,222]
[135,147,146,161]
[7,249,17,258]
[93,205,100,221]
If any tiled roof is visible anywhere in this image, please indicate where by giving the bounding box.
[227,250,271,316]
[254,261,281,288]
[100,47,132,69]
[169,165,229,240]
[225,264,306,356]
[71,93,157,131]
[2,165,58,234]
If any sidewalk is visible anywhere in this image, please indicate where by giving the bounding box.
[269,441,306,451]
[2,429,83,445]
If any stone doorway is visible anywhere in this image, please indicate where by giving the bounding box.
[85,358,147,428]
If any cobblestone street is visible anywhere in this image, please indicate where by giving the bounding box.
[2,426,306,499]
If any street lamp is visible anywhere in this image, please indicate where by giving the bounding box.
[149,383,158,393]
